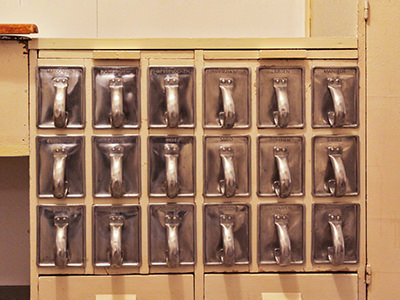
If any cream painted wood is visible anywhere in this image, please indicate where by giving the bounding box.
[28,38,358,51]
[367,0,400,299]
[0,40,29,156]
[194,49,205,300]
[205,274,358,300]
[357,2,367,297]
[29,49,38,300]
[38,275,194,300]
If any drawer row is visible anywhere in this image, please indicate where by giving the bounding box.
[36,135,359,199]
[37,66,359,129]
[37,203,360,268]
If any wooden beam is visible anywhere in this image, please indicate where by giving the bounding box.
[0,24,38,34]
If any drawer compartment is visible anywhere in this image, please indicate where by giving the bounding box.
[39,274,193,300]
[205,273,357,300]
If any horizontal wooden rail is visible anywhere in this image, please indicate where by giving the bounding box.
[0,24,38,34]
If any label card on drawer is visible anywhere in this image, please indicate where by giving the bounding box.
[262,293,302,300]
[97,295,136,300]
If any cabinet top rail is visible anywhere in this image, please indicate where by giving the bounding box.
[29,37,357,51]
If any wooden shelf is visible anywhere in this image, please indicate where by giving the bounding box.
[0,24,38,34]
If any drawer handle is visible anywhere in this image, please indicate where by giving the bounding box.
[328,214,345,265]
[164,143,180,198]
[54,214,69,267]
[274,214,292,266]
[109,145,124,198]
[109,78,125,128]
[273,78,289,128]
[327,78,346,127]
[53,76,69,128]
[164,74,180,128]
[220,214,235,266]
[219,146,237,197]
[273,147,292,198]
[52,146,68,199]
[165,213,181,267]
[327,146,347,197]
[109,214,124,267]
[218,78,236,128]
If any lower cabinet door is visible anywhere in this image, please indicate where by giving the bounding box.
[38,274,194,300]
[205,274,358,300]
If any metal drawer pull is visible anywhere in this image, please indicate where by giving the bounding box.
[53,76,69,128]
[109,214,124,267]
[327,214,345,265]
[52,146,68,199]
[327,78,346,127]
[218,78,236,128]
[219,146,237,197]
[165,213,181,267]
[220,214,235,266]
[109,78,125,128]
[273,78,289,128]
[164,143,180,198]
[109,145,124,198]
[164,74,180,128]
[273,147,292,198]
[54,214,69,267]
[327,146,347,197]
[274,214,291,266]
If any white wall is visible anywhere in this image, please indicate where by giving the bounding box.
[0,0,306,38]
[311,0,358,37]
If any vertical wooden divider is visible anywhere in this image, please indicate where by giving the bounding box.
[194,50,205,300]
[357,1,367,296]
[249,63,259,273]
[139,53,150,274]
[304,59,313,270]
[29,49,39,300]
[85,56,94,275]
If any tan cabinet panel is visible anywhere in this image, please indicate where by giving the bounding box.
[0,40,29,156]
[205,274,358,300]
[38,274,193,300]
[367,1,400,299]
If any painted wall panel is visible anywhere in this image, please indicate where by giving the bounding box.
[367,0,400,299]
[0,0,306,38]
[311,0,358,37]
[0,0,97,38]
[97,0,306,38]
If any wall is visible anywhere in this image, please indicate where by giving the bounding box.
[310,0,358,37]
[0,0,306,38]
[0,158,29,286]
[367,0,400,299]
